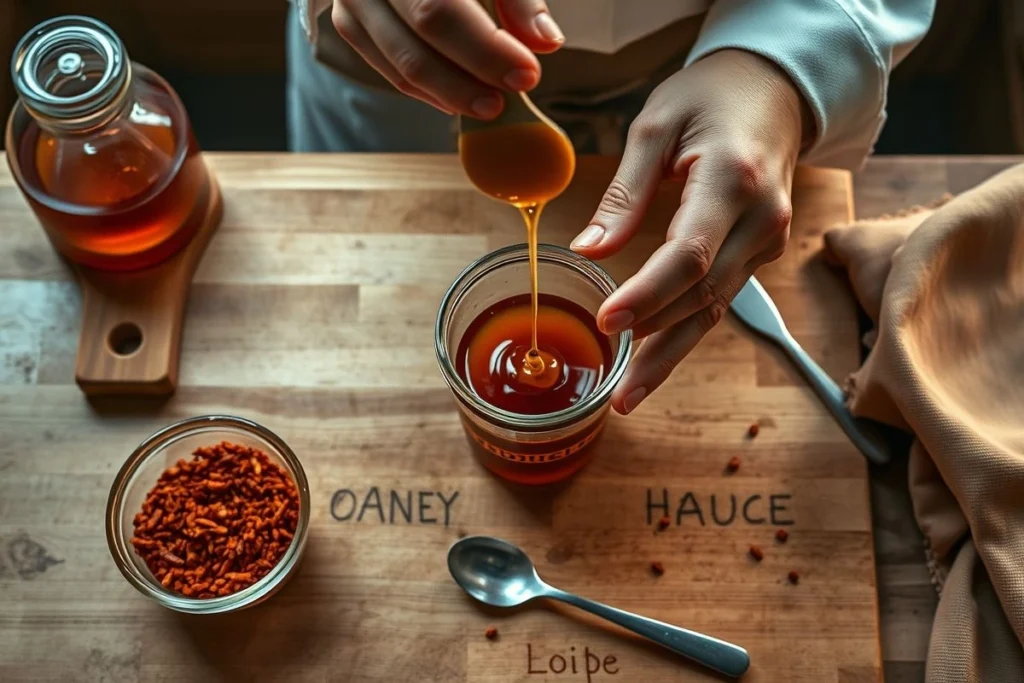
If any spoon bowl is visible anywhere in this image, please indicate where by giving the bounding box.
[447,536,751,678]
[457,92,576,207]
[448,536,545,608]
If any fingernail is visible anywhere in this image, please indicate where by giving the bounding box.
[535,12,564,43]
[571,224,604,250]
[471,94,503,119]
[623,386,647,414]
[504,68,537,91]
[601,309,634,335]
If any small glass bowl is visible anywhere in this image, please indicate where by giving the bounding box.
[105,415,311,614]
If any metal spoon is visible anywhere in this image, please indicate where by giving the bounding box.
[457,2,567,138]
[447,536,751,678]
[458,89,564,133]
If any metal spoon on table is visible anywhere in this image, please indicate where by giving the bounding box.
[448,536,751,678]
[730,276,891,465]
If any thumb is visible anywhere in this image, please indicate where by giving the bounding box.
[570,119,667,259]
[496,0,564,54]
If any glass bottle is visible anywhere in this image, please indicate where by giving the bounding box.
[5,15,213,271]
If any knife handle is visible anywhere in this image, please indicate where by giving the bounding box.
[782,338,891,465]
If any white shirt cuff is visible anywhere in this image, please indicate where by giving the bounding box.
[685,0,931,170]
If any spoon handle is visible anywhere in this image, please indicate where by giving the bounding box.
[457,91,539,132]
[545,589,750,677]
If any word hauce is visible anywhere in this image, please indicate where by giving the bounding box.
[646,488,794,527]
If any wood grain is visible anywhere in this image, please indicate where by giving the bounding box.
[74,174,223,397]
[1,152,983,683]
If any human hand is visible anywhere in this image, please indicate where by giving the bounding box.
[331,0,564,117]
[570,49,814,414]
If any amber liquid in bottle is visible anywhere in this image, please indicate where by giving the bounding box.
[6,17,211,271]
[458,120,577,387]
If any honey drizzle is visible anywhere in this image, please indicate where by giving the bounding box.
[519,201,544,373]
[457,117,575,385]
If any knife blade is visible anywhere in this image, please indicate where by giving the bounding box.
[731,277,891,465]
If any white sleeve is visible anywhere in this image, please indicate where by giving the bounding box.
[292,0,332,44]
[685,0,936,170]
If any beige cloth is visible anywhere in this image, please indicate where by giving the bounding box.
[823,164,1024,682]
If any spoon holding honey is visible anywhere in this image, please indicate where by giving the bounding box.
[458,91,577,389]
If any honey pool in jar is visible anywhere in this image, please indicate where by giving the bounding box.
[435,244,632,486]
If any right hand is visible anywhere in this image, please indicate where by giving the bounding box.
[331,0,564,118]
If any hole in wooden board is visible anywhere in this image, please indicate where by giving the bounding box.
[108,323,143,357]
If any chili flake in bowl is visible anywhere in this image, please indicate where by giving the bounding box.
[106,416,310,614]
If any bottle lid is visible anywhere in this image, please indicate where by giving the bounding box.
[11,15,129,127]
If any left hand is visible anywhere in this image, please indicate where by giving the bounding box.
[570,49,813,414]
[329,0,564,117]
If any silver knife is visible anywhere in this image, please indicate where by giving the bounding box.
[730,277,890,465]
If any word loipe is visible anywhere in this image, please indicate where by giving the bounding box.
[330,487,459,527]
[527,644,618,682]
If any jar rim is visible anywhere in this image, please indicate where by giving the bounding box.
[4,63,193,219]
[105,415,311,614]
[12,15,129,126]
[434,243,632,431]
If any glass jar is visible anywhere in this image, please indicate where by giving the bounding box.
[5,15,213,271]
[105,416,311,614]
[435,244,632,486]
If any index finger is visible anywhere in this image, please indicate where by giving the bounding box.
[389,0,541,91]
[596,156,745,334]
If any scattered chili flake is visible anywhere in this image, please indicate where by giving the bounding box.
[775,528,789,543]
[749,545,764,562]
[485,626,499,640]
[726,456,741,473]
[131,441,300,600]
[650,561,665,576]
[657,515,671,531]
[788,570,800,584]
[747,423,760,438]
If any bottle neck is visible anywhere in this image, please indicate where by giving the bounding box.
[12,16,132,134]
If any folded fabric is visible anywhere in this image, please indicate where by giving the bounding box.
[824,164,1024,683]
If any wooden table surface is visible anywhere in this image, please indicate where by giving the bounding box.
[0,153,1017,682]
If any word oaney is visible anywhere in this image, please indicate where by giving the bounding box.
[330,487,460,527]
[647,488,795,527]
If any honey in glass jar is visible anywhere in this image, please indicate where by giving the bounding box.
[455,292,613,416]
[5,15,213,271]
[436,244,632,486]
